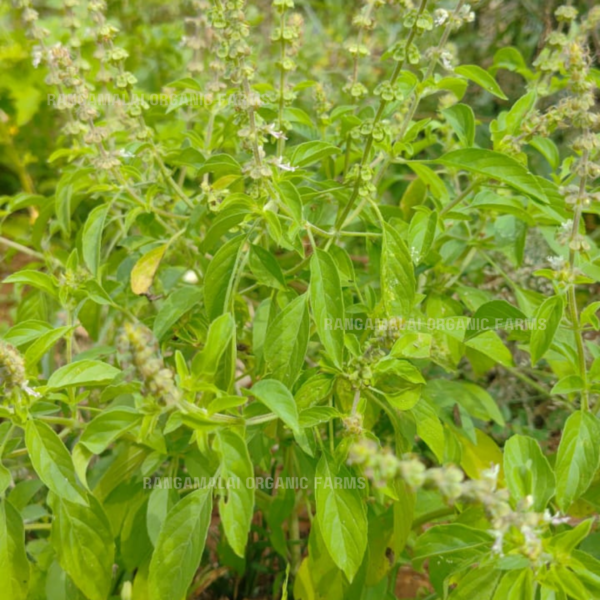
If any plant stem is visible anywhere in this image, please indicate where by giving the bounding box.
[439,180,480,216]
[276,6,288,158]
[0,236,45,260]
[567,147,590,411]
[334,0,429,231]
[24,523,52,531]
[374,0,466,185]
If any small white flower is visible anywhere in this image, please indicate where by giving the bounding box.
[491,530,504,555]
[440,51,453,70]
[547,255,566,270]
[482,464,500,489]
[434,9,449,26]
[546,511,570,525]
[459,5,476,23]
[182,270,199,284]
[560,220,573,233]
[275,157,297,172]
[32,45,43,68]
[23,384,41,398]
[266,124,287,140]
[118,148,134,158]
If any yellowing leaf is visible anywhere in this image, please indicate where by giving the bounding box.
[460,430,504,482]
[131,245,167,295]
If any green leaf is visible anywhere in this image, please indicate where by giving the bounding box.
[216,429,255,557]
[465,330,514,368]
[153,286,202,340]
[250,379,300,433]
[551,375,584,395]
[436,149,548,204]
[406,162,449,203]
[454,567,502,600]
[299,406,340,428]
[79,406,141,454]
[413,523,493,567]
[3,270,58,299]
[204,235,245,321]
[196,154,242,178]
[555,411,600,511]
[2,320,52,347]
[425,379,505,426]
[24,326,72,369]
[290,141,340,168]
[276,181,303,224]
[441,103,476,146]
[466,300,527,341]
[493,569,534,600]
[503,435,555,511]
[249,244,287,291]
[550,519,594,555]
[47,360,121,390]
[0,464,10,495]
[381,223,416,319]
[455,64,508,99]
[0,499,29,600]
[530,295,564,364]
[193,313,236,379]
[166,77,203,92]
[25,420,87,506]
[529,136,560,170]
[310,249,345,370]
[264,294,309,386]
[148,488,213,600]
[315,455,367,582]
[82,204,109,278]
[147,487,178,547]
[48,493,115,600]
[392,482,415,556]
[131,245,168,295]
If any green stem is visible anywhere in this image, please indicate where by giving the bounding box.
[276,7,288,158]
[0,236,45,261]
[439,180,480,216]
[334,0,429,231]
[374,0,466,185]
[24,523,52,531]
[567,147,590,411]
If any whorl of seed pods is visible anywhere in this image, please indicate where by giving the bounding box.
[0,341,27,392]
[116,322,180,406]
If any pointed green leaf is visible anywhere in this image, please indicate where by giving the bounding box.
[25,420,87,506]
[250,379,300,433]
[315,455,367,582]
[530,295,564,364]
[82,204,109,278]
[381,223,415,319]
[0,499,29,600]
[216,429,254,557]
[148,487,213,600]
[310,249,345,369]
[47,360,121,390]
[204,235,245,321]
[555,411,600,511]
[504,435,555,511]
[264,294,309,386]
[48,493,115,600]
[455,64,508,99]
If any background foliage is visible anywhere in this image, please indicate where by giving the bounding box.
[1,0,600,599]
